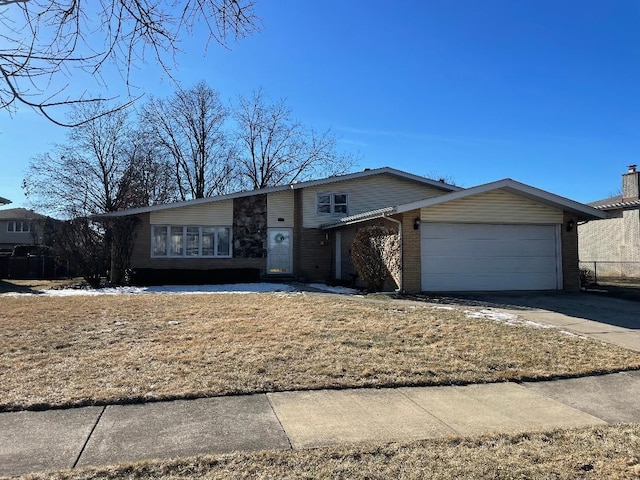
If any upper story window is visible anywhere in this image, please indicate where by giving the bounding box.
[317,193,348,215]
[7,221,32,233]
[152,225,232,258]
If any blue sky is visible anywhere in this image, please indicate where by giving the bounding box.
[2,0,639,209]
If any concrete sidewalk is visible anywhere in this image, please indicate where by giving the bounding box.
[3,371,640,478]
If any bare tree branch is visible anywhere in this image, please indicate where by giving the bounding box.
[1,0,259,125]
[22,101,177,217]
[234,89,358,190]
[141,81,236,199]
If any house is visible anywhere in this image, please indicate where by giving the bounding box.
[578,165,640,278]
[101,167,604,292]
[0,208,51,254]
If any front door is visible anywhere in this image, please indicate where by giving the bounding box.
[267,228,293,274]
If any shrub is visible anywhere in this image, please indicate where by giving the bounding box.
[351,225,400,292]
[580,268,595,288]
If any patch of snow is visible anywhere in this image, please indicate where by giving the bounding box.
[3,283,297,297]
[463,309,588,339]
[465,309,520,324]
[167,320,180,326]
[306,283,359,294]
[431,305,456,311]
[1,282,370,297]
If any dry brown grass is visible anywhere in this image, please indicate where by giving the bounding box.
[0,278,86,294]
[1,292,639,412]
[12,424,640,479]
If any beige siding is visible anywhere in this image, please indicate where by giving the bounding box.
[267,190,295,228]
[0,220,43,249]
[421,190,563,224]
[303,174,446,228]
[150,200,233,225]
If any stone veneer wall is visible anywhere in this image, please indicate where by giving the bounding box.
[233,194,267,259]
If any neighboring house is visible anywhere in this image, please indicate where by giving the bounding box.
[578,165,640,278]
[0,208,50,254]
[101,166,604,292]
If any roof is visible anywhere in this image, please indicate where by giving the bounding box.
[0,197,11,205]
[0,208,49,220]
[587,194,640,211]
[98,167,460,218]
[321,178,606,229]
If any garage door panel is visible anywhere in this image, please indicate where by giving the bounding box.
[420,223,559,291]
[424,239,555,257]
[425,256,557,274]
[423,273,557,291]
[421,223,555,240]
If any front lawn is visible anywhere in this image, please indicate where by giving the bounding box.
[1,292,639,411]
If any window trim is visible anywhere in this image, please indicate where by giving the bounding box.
[316,192,349,215]
[7,221,32,233]
[151,225,232,258]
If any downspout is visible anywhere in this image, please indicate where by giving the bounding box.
[382,214,403,292]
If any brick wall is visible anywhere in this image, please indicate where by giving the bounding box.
[129,213,266,273]
[562,211,580,291]
[293,189,332,282]
[398,210,421,293]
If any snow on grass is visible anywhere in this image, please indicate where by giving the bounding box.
[464,308,586,338]
[465,309,555,328]
[2,282,363,296]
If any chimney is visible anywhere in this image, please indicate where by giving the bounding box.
[623,164,640,200]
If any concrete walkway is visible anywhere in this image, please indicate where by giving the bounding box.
[446,292,640,352]
[2,371,640,478]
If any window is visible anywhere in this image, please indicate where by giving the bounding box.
[152,226,232,258]
[317,193,348,215]
[7,221,32,233]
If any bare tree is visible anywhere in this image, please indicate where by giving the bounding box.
[141,82,235,199]
[23,101,175,216]
[234,89,356,190]
[1,0,258,125]
[23,102,132,217]
[117,132,180,208]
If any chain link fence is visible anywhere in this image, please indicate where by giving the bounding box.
[579,261,640,286]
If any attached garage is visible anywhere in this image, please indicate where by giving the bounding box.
[321,177,606,293]
[420,223,561,291]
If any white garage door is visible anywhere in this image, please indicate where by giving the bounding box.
[421,223,560,291]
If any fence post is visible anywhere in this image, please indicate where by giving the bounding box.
[593,261,598,285]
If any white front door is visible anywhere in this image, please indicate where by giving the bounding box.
[267,228,293,274]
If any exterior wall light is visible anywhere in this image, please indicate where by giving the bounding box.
[566,219,575,232]
[414,217,421,230]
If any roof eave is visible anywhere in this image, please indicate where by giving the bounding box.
[320,206,397,229]
[396,179,606,220]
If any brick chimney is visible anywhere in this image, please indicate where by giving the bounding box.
[622,164,639,200]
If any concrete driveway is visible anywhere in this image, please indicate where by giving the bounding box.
[437,291,640,352]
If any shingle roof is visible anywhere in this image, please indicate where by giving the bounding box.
[0,208,48,220]
[587,195,640,210]
[99,167,461,218]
